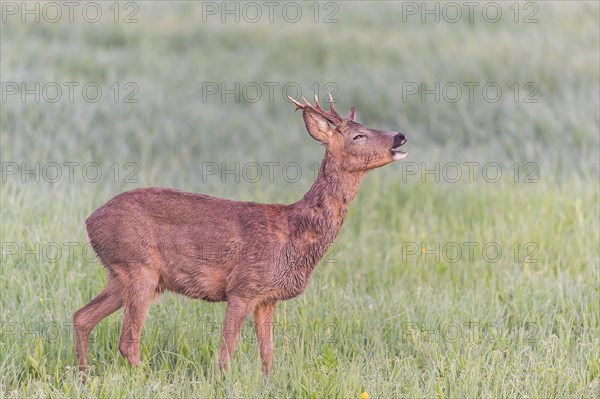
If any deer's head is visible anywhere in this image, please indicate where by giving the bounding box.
[290,95,407,173]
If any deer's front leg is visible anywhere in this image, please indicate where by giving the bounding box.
[218,296,252,372]
[253,301,278,374]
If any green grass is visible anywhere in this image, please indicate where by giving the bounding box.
[1,2,599,397]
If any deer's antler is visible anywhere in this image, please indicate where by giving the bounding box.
[288,94,343,125]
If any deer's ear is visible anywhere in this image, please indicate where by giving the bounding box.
[302,108,336,143]
[347,106,356,122]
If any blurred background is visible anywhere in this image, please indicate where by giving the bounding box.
[1,2,599,397]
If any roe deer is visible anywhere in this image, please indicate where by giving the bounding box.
[74,95,407,379]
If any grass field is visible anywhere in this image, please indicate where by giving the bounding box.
[1,1,599,397]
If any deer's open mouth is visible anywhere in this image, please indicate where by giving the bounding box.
[390,149,407,160]
[390,142,407,160]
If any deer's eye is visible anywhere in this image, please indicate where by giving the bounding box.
[353,134,366,141]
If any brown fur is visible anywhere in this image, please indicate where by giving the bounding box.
[73,97,407,380]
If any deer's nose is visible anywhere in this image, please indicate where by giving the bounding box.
[394,133,407,147]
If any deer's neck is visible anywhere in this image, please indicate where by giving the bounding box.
[288,154,364,270]
[300,155,364,221]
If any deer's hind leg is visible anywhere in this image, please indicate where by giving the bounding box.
[74,276,123,378]
[116,264,161,366]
